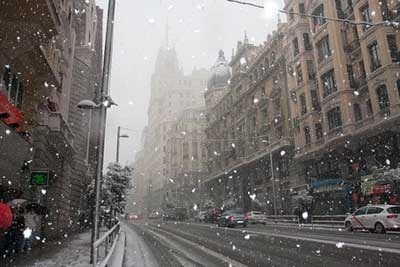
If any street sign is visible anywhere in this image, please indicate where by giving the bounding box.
[31,171,49,186]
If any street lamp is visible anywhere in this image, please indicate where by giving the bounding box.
[116,126,129,163]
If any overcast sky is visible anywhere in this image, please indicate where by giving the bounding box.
[96,0,283,167]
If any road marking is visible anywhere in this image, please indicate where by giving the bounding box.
[174,222,400,255]
[147,226,249,267]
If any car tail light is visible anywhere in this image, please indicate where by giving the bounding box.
[244,214,248,220]
[387,214,398,219]
[229,215,234,221]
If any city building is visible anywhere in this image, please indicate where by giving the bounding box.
[283,0,400,213]
[203,29,297,214]
[68,0,103,228]
[164,106,208,213]
[0,0,103,238]
[134,42,209,214]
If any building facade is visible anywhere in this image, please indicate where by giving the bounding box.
[0,0,103,238]
[204,30,298,214]
[284,0,400,214]
[134,44,209,214]
[164,106,208,214]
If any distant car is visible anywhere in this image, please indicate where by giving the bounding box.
[247,211,266,225]
[149,211,161,219]
[344,205,400,233]
[195,211,207,223]
[217,210,248,228]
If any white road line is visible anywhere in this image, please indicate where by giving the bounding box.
[175,222,400,255]
[148,227,249,267]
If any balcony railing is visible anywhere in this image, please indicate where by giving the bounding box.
[38,107,74,146]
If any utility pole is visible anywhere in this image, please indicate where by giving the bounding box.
[270,151,277,216]
[116,126,121,163]
[92,0,117,264]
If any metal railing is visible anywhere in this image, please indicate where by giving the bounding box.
[93,221,121,267]
[266,214,346,228]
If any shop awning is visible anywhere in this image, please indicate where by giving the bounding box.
[0,91,24,128]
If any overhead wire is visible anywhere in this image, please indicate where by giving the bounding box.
[226,0,400,28]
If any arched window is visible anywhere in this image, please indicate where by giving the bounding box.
[376,84,390,110]
[353,103,362,122]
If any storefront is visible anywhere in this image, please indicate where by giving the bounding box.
[310,178,352,215]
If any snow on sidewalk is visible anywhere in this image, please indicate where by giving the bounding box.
[123,222,159,267]
[16,231,92,267]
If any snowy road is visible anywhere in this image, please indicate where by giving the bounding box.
[125,220,400,267]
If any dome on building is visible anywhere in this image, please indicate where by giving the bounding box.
[207,50,231,89]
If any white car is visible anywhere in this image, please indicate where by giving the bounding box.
[344,205,400,233]
[195,211,207,223]
[246,211,267,225]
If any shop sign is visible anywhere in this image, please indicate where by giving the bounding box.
[30,171,49,186]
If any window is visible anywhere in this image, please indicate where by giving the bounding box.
[354,207,367,216]
[387,35,400,63]
[299,3,305,14]
[293,38,299,57]
[311,90,320,111]
[376,84,390,110]
[347,65,355,86]
[304,126,311,144]
[312,5,326,32]
[296,64,303,85]
[368,41,381,71]
[367,207,384,215]
[359,61,366,78]
[397,80,400,97]
[353,103,362,122]
[360,4,372,31]
[327,107,342,130]
[289,8,294,20]
[300,93,307,115]
[1,66,24,109]
[321,69,337,97]
[303,33,312,51]
[317,36,331,62]
[366,99,373,115]
[315,123,323,140]
[307,60,315,80]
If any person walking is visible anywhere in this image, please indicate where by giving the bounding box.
[23,209,39,252]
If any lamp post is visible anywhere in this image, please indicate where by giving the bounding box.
[116,126,129,163]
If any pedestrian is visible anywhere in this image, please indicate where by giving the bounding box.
[12,208,25,254]
[23,209,39,252]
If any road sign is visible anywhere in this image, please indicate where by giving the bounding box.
[31,171,49,186]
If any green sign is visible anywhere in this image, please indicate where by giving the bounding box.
[31,171,49,186]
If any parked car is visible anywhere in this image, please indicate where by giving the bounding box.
[344,205,400,233]
[247,211,267,225]
[205,208,223,223]
[195,211,207,223]
[217,210,248,228]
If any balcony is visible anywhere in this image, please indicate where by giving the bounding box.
[38,106,74,147]
[344,39,360,54]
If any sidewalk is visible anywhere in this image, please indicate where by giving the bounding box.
[3,231,92,267]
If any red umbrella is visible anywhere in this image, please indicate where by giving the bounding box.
[0,202,13,229]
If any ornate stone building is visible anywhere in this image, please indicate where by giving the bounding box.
[164,107,208,213]
[204,29,297,214]
[284,0,400,214]
[134,44,208,213]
